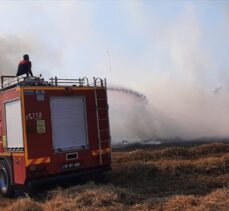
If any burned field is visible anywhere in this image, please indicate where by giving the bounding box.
[1,142,229,210]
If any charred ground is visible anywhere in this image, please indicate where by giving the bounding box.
[0,142,228,211]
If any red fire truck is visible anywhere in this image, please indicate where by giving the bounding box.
[0,75,111,196]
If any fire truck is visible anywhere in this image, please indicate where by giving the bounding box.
[0,75,111,196]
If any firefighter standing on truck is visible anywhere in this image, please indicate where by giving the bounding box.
[16,54,33,77]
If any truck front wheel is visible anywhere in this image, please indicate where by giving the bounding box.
[0,160,13,197]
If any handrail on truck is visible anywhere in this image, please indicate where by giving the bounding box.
[49,77,106,87]
[0,74,107,91]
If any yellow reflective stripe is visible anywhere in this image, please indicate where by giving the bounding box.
[21,87,104,91]
[26,157,51,166]
[91,148,111,156]
[0,152,11,156]
[22,87,65,91]
[103,148,111,153]
[12,153,24,157]
[92,151,98,156]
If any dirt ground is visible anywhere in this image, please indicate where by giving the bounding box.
[0,142,228,211]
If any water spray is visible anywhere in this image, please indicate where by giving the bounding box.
[108,86,148,102]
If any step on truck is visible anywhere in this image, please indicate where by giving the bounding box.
[0,75,112,196]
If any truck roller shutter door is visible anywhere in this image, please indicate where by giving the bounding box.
[50,96,88,152]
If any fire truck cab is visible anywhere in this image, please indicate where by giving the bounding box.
[0,75,111,196]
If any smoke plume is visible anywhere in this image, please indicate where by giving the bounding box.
[0,2,228,144]
[106,3,229,143]
[108,83,229,144]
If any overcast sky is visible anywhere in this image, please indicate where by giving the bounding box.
[0,0,229,140]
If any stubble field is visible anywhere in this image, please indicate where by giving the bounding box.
[0,142,228,211]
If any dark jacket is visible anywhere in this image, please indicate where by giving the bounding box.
[16,60,33,76]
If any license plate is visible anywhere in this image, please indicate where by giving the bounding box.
[61,162,80,170]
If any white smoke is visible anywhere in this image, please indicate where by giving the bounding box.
[108,3,229,142]
[0,2,228,143]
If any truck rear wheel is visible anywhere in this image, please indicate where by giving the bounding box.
[0,160,13,197]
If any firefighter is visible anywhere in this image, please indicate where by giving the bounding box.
[16,54,33,77]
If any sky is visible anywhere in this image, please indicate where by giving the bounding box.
[0,0,229,142]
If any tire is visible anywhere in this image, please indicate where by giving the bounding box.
[0,160,13,197]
